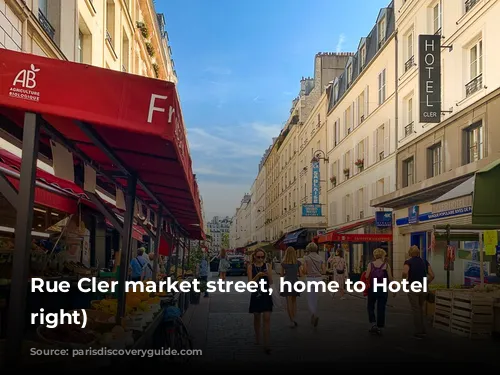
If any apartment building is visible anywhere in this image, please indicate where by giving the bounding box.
[229,194,252,248]
[372,0,500,282]
[79,0,175,81]
[325,2,396,272]
[208,216,231,255]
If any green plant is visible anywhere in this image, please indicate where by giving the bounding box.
[136,21,149,38]
[145,42,155,57]
[199,280,208,293]
[152,63,160,78]
[187,244,204,273]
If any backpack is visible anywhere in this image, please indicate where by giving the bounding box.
[370,262,387,283]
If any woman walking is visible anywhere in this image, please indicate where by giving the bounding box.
[329,248,347,300]
[248,248,273,354]
[303,242,325,327]
[365,248,393,335]
[218,249,230,280]
[280,246,303,327]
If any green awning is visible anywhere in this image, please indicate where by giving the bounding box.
[472,158,500,225]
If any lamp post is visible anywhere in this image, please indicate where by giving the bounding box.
[311,150,329,164]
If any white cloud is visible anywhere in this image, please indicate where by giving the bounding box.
[188,128,265,157]
[336,33,346,53]
[194,165,253,178]
[250,122,281,141]
[198,181,248,218]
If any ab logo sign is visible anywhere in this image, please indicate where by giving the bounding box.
[9,64,41,102]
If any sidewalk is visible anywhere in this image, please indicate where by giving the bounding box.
[346,290,411,310]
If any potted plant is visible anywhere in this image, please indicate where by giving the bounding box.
[355,158,364,171]
[152,63,160,78]
[145,42,155,57]
[136,21,149,38]
[343,168,350,178]
[330,176,336,186]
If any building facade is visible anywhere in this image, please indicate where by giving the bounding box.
[208,216,231,256]
[229,194,252,248]
[326,2,397,272]
[372,0,500,281]
[252,161,267,242]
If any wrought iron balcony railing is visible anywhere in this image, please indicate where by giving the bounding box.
[465,74,482,97]
[105,30,117,59]
[404,55,414,73]
[38,9,55,41]
[465,0,479,13]
[405,122,414,137]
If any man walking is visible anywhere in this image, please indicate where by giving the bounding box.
[199,254,209,297]
[130,248,146,282]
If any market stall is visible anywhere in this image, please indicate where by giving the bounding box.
[0,49,204,367]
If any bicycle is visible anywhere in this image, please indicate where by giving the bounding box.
[161,292,193,362]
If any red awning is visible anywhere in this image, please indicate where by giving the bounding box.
[317,218,391,243]
[332,217,375,233]
[0,49,203,239]
[104,219,146,242]
[158,235,171,256]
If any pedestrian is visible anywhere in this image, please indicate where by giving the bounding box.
[403,245,435,339]
[218,249,230,280]
[199,253,209,298]
[247,248,273,354]
[303,242,326,327]
[130,248,146,281]
[330,248,347,300]
[365,248,393,335]
[141,252,156,281]
[280,246,303,328]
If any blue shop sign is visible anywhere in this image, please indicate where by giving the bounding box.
[311,161,320,204]
[375,211,392,227]
[397,206,472,226]
[408,206,419,224]
[302,204,322,217]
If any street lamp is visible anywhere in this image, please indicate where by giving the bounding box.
[311,150,329,163]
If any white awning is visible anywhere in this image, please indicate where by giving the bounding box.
[431,176,475,204]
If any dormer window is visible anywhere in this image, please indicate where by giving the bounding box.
[347,64,353,85]
[334,83,339,101]
[378,16,386,48]
[360,45,366,70]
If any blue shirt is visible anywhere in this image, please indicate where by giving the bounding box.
[200,259,208,277]
[130,256,146,278]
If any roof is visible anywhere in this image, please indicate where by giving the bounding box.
[0,49,203,239]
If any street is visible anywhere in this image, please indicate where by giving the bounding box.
[184,275,500,367]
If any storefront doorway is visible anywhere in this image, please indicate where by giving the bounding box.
[411,232,427,261]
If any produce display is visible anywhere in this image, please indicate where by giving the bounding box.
[38,324,96,345]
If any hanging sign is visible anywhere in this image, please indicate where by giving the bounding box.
[311,160,320,204]
[419,34,441,123]
[484,230,498,256]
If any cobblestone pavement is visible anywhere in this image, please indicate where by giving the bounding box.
[190,276,499,367]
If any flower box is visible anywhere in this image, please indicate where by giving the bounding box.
[355,159,364,168]
[343,168,350,177]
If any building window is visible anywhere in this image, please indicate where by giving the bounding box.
[39,0,48,15]
[378,16,386,48]
[376,125,385,161]
[433,1,442,34]
[464,122,484,164]
[78,31,83,63]
[360,45,366,70]
[428,143,442,177]
[334,83,339,101]
[345,106,352,135]
[333,120,338,146]
[347,64,353,86]
[466,39,483,97]
[378,69,386,105]
[358,91,365,123]
[465,0,479,13]
[403,157,415,187]
[405,97,414,137]
[405,31,414,72]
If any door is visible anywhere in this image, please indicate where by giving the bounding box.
[410,232,427,261]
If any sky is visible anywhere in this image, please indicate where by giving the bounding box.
[156,0,389,220]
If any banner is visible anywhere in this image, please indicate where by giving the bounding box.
[312,161,320,204]
[419,34,441,123]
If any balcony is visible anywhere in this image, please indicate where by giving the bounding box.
[404,122,414,137]
[105,30,117,59]
[465,0,479,13]
[38,9,55,41]
[465,74,482,97]
[404,55,414,73]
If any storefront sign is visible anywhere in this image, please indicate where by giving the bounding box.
[375,211,392,227]
[302,203,322,217]
[418,34,441,123]
[432,195,472,214]
[397,205,472,226]
[311,161,320,204]
[408,205,419,224]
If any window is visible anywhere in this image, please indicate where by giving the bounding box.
[465,0,479,13]
[106,1,116,47]
[464,123,484,163]
[334,84,339,101]
[378,69,386,105]
[405,97,414,136]
[347,64,353,85]
[428,143,442,177]
[317,113,321,126]
[360,46,366,70]
[333,120,338,146]
[404,31,414,73]
[78,31,83,63]
[378,16,386,47]
[376,125,384,161]
[403,157,415,187]
[358,91,365,123]
[357,139,365,160]
[357,188,365,219]
[466,39,483,97]
[39,0,47,15]
[346,106,352,134]
[433,2,441,34]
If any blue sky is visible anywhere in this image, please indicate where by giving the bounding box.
[156,0,389,219]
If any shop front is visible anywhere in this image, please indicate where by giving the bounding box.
[0,49,204,367]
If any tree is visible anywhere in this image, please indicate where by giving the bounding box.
[221,232,229,249]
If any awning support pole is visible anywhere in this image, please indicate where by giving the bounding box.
[116,174,137,323]
[181,237,187,273]
[446,224,450,289]
[0,170,18,210]
[6,113,40,365]
[152,208,162,281]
